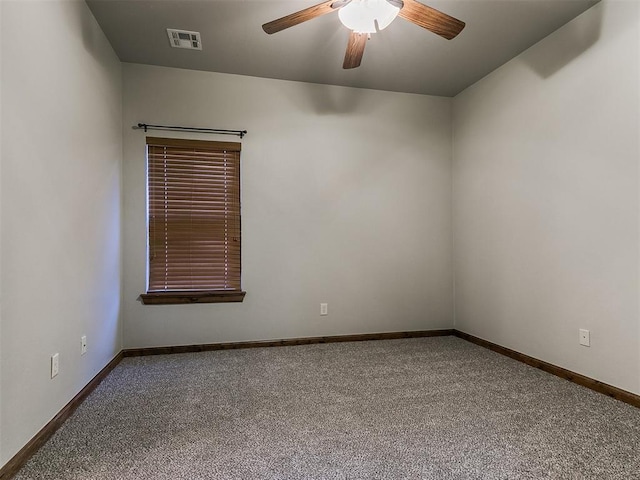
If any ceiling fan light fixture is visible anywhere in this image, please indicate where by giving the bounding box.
[338,0,400,34]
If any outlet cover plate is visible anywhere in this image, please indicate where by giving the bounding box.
[579,329,590,347]
[51,353,59,378]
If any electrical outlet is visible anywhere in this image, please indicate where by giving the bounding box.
[320,303,328,316]
[579,329,590,347]
[51,353,59,378]
[81,335,87,355]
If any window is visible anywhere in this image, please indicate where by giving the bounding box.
[140,137,245,305]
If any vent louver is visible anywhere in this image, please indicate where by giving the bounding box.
[166,29,202,50]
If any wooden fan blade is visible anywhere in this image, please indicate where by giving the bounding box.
[398,0,465,40]
[262,0,340,34]
[343,31,367,69]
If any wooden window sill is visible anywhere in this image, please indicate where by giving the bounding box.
[140,291,246,305]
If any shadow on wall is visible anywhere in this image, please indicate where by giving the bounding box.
[79,0,120,82]
[280,20,373,115]
[520,3,603,79]
[288,80,381,116]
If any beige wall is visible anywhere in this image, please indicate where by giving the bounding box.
[122,63,454,348]
[453,0,640,394]
[0,0,122,466]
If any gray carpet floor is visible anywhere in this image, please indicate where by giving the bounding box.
[13,336,640,479]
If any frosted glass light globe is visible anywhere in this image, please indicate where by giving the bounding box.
[338,0,400,34]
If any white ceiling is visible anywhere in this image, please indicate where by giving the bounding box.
[86,0,600,97]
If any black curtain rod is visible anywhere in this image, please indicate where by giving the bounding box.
[133,123,247,138]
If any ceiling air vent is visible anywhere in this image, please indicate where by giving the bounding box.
[166,29,202,50]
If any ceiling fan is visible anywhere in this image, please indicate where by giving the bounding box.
[262,0,465,69]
